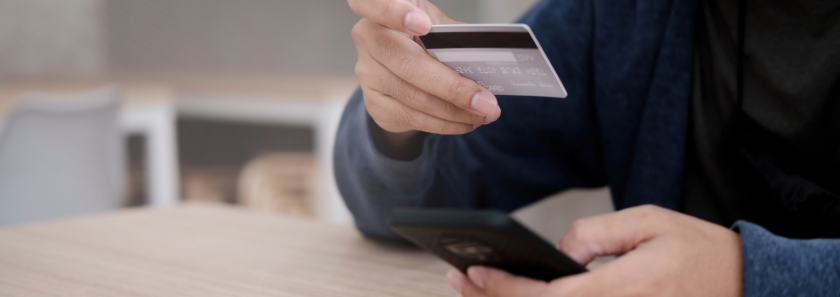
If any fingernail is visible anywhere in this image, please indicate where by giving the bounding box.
[484,106,501,124]
[446,269,463,293]
[404,11,431,36]
[471,92,498,116]
[467,266,486,289]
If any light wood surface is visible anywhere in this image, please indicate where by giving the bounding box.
[0,204,455,296]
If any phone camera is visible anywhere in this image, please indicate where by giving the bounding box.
[439,236,500,262]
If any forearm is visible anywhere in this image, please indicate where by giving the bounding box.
[333,88,443,238]
[368,115,427,161]
[734,221,840,296]
[335,0,613,239]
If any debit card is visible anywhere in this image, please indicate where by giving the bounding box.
[420,24,567,98]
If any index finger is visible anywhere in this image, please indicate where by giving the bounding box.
[363,22,500,117]
[348,0,431,36]
[558,205,673,265]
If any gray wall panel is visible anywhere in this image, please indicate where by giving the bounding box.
[0,0,106,78]
[103,0,488,76]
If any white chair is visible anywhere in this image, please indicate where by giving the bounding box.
[0,87,125,226]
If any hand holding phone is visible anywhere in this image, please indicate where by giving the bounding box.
[388,208,586,282]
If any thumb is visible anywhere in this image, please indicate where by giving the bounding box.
[348,0,431,36]
[558,205,673,265]
[466,266,548,297]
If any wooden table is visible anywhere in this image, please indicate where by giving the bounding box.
[0,204,455,296]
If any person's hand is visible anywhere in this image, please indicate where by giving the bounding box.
[348,0,502,148]
[445,205,744,297]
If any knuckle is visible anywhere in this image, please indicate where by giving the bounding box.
[395,54,421,81]
[386,78,415,105]
[446,79,466,101]
[350,21,365,44]
[401,109,423,129]
[362,91,387,114]
[449,122,475,135]
[635,204,666,222]
[372,29,396,54]
[363,105,387,126]
[360,91,379,112]
[440,101,459,119]
[354,63,368,80]
[384,0,401,22]
[364,96,400,132]
[384,76,402,98]
[463,123,479,133]
[433,119,454,134]
[566,219,590,243]
[406,87,429,108]
[568,218,588,233]
[446,78,478,106]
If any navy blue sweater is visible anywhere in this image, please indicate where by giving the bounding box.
[333,0,840,295]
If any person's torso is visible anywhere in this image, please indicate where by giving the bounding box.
[683,0,840,239]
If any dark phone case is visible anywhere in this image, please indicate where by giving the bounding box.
[388,208,586,282]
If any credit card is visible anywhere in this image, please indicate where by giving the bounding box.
[420,24,567,98]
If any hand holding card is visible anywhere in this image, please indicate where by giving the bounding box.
[350,3,500,140]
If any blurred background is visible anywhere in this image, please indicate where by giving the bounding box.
[0,0,611,242]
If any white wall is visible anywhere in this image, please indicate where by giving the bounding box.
[103,0,361,76]
[0,0,540,78]
[480,0,541,22]
[0,0,107,79]
[102,0,497,76]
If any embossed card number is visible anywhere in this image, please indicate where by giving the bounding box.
[420,24,567,98]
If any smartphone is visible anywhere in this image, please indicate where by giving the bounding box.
[388,208,586,281]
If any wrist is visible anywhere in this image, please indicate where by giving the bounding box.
[382,130,421,150]
[367,114,427,161]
